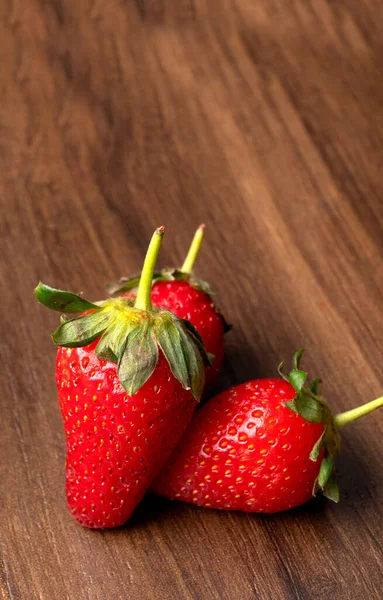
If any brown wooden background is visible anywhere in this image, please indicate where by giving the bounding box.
[1,1,383,599]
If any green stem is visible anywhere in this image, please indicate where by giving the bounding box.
[333,396,383,429]
[180,224,205,274]
[134,227,165,311]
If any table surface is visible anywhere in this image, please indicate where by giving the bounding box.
[1,2,383,599]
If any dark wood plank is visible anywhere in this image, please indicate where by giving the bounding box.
[1,1,382,599]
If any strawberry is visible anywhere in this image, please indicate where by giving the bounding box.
[35,227,210,528]
[152,351,383,513]
[108,225,229,389]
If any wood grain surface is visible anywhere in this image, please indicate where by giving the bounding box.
[1,1,382,599]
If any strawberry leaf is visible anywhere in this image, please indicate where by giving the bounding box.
[323,422,340,457]
[285,399,298,413]
[118,323,159,395]
[106,268,216,299]
[190,277,215,297]
[157,322,190,389]
[52,311,112,347]
[174,320,206,401]
[179,319,212,367]
[157,316,205,401]
[295,393,327,423]
[322,472,340,502]
[318,454,334,488]
[292,349,304,370]
[35,283,100,313]
[95,319,136,362]
[106,272,163,295]
[310,378,322,395]
[288,369,307,393]
[309,429,326,461]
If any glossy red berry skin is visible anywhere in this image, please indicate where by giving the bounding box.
[150,281,225,388]
[152,379,325,513]
[57,341,197,528]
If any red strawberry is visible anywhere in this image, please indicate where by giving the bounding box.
[35,227,210,528]
[152,351,383,513]
[108,225,229,389]
[56,344,196,528]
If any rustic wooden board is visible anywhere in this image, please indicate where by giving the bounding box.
[1,1,382,599]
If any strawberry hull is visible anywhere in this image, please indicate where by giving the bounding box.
[57,342,197,528]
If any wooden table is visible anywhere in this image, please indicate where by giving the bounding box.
[1,2,382,599]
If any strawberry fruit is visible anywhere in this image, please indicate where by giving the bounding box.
[108,225,229,389]
[152,351,383,513]
[35,227,210,528]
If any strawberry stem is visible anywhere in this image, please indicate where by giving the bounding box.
[180,224,205,274]
[134,227,165,311]
[333,395,383,429]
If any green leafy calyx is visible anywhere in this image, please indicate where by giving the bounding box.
[35,283,100,313]
[35,283,210,401]
[278,350,340,502]
[106,268,215,298]
[106,269,231,334]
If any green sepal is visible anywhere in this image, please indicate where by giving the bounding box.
[162,268,215,294]
[106,272,163,295]
[52,311,112,347]
[310,423,340,462]
[35,283,100,313]
[95,318,136,362]
[106,269,231,335]
[285,399,298,413]
[280,350,342,503]
[318,453,334,489]
[309,430,326,461]
[323,421,340,457]
[174,319,206,400]
[179,319,212,367]
[310,378,322,395]
[118,322,159,395]
[292,349,304,370]
[295,393,329,423]
[157,322,191,395]
[179,332,204,399]
[157,315,206,401]
[190,276,215,297]
[322,472,340,502]
[288,369,307,393]
[106,268,215,298]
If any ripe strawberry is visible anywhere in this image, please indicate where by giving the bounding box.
[108,225,229,389]
[35,227,210,528]
[152,351,383,513]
